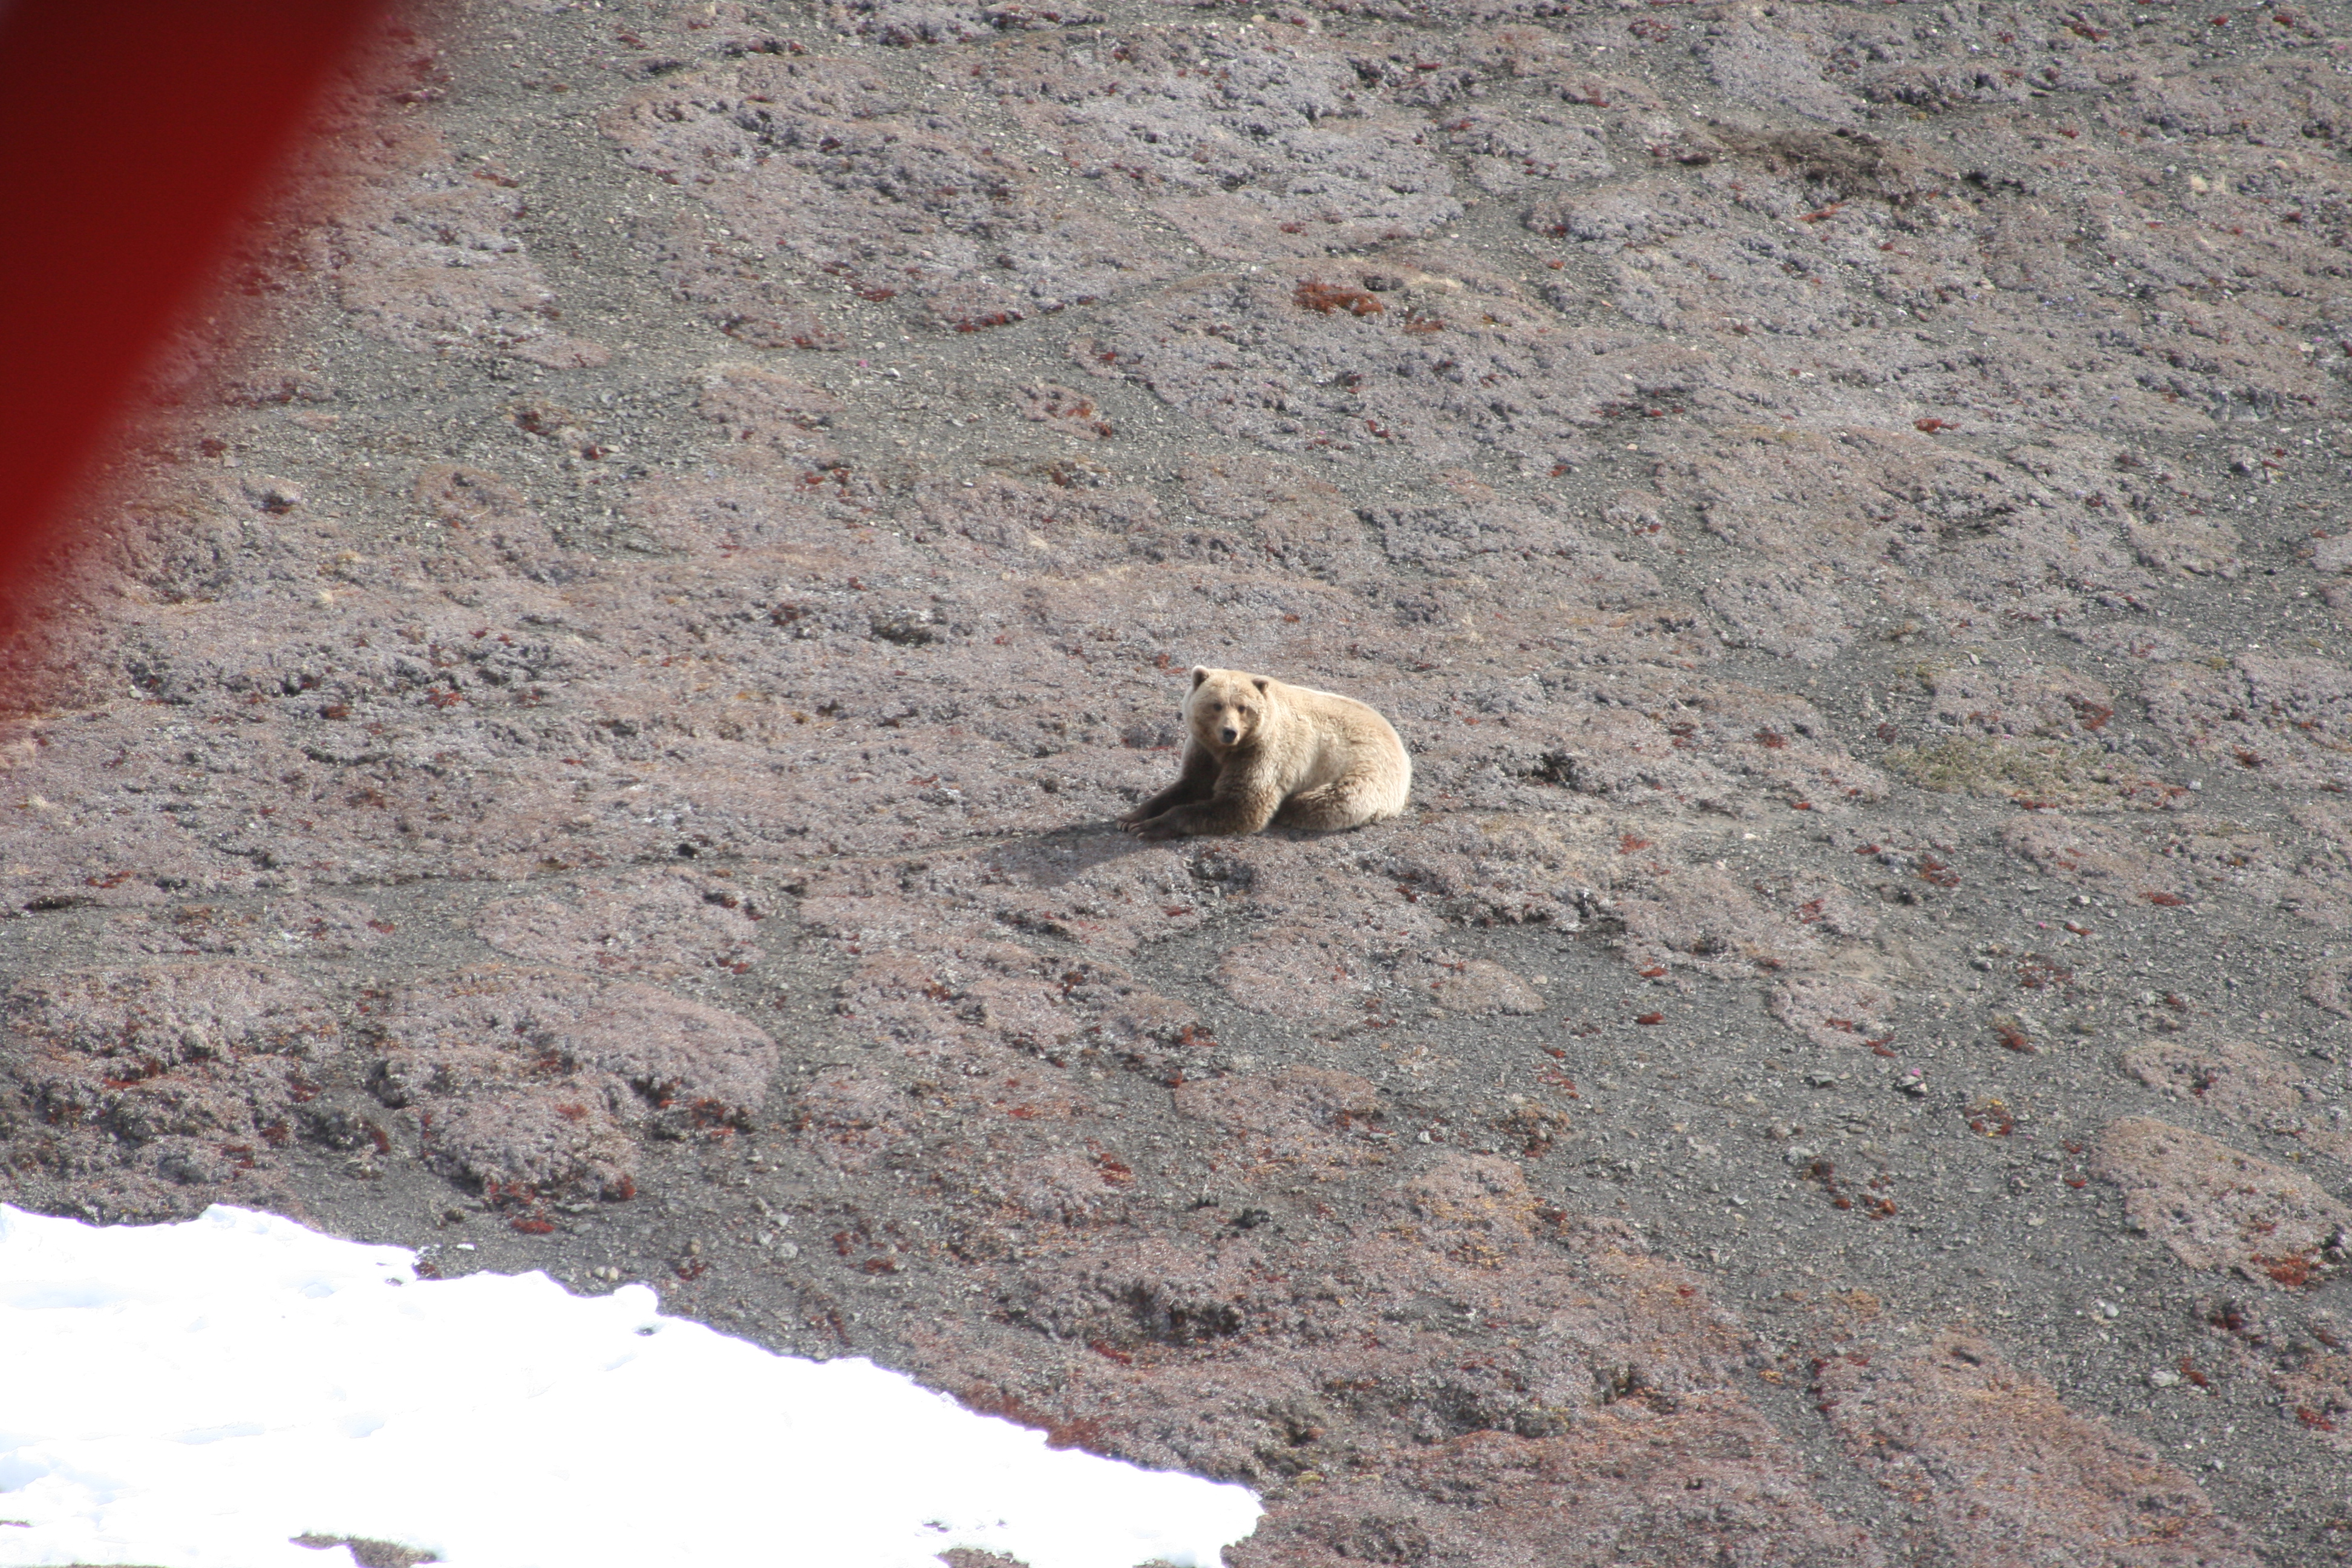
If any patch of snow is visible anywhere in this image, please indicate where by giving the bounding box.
[0,1205,1259,1568]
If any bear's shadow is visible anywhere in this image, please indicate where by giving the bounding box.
[984,820,1164,889]
[987,817,1342,890]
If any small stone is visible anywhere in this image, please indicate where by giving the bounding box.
[2148,1368,2183,1388]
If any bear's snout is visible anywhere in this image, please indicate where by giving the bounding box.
[1219,724,1240,743]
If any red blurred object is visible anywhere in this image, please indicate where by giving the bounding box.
[0,0,387,594]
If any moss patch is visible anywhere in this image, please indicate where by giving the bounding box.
[1884,737,2180,808]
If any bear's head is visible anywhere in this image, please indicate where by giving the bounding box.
[1185,666,1270,752]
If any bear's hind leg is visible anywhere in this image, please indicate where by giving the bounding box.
[1272,780,1380,832]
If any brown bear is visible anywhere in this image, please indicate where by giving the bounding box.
[1119,667,1412,839]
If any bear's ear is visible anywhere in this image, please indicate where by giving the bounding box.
[1252,677,1269,693]
[1191,666,1210,689]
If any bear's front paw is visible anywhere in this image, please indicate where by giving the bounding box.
[1129,819,1185,841]
[1115,806,1152,828]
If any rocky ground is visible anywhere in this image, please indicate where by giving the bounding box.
[5,0,2352,1562]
